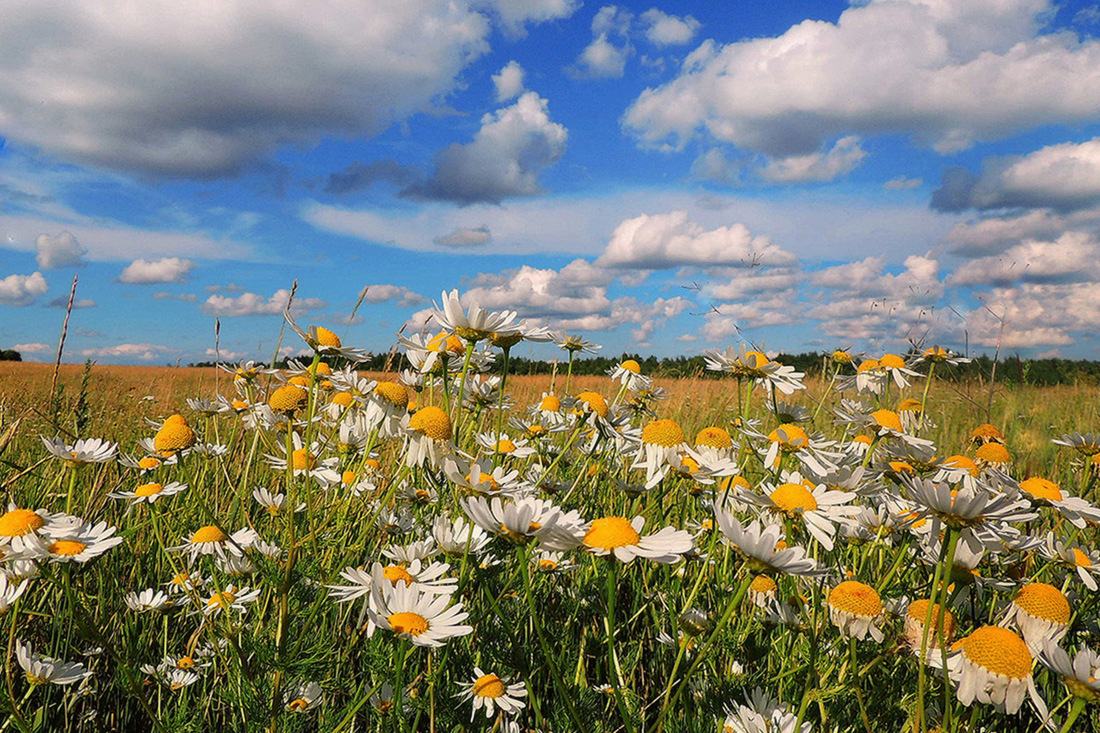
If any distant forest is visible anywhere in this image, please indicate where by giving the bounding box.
[185,350,1100,387]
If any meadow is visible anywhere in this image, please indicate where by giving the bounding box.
[0,303,1098,733]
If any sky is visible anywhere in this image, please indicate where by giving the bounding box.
[4,0,1100,364]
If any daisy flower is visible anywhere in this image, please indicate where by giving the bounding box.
[580,516,693,564]
[827,581,885,642]
[403,405,454,469]
[947,626,1047,717]
[905,477,1037,534]
[125,589,175,612]
[608,359,652,392]
[632,418,695,488]
[433,289,518,342]
[164,669,201,690]
[748,575,778,608]
[720,688,812,733]
[474,432,537,459]
[904,599,957,656]
[432,516,492,557]
[1052,433,1100,456]
[252,487,305,516]
[168,525,257,561]
[41,436,117,466]
[554,333,601,354]
[1003,583,1071,653]
[164,569,206,595]
[461,495,582,547]
[1040,533,1100,591]
[152,414,197,457]
[367,579,472,648]
[0,505,74,557]
[444,457,525,497]
[529,392,567,426]
[458,668,528,720]
[1040,641,1100,703]
[109,481,188,505]
[876,353,922,389]
[43,521,123,563]
[17,641,90,685]
[915,346,971,366]
[285,681,323,712]
[712,513,825,577]
[0,574,29,615]
[1017,477,1100,528]
[198,584,261,617]
[705,345,805,395]
[284,309,368,361]
[745,479,857,551]
[759,423,840,475]
[263,434,340,483]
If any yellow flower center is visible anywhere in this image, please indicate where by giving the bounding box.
[906,599,956,640]
[853,434,874,446]
[538,559,559,571]
[408,406,453,441]
[962,626,1032,679]
[1020,477,1063,503]
[527,424,548,438]
[313,327,341,348]
[1014,583,1071,624]
[828,581,882,618]
[495,439,517,454]
[268,385,309,413]
[575,392,608,418]
[375,382,409,408]
[879,353,906,369]
[388,611,429,636]
[897,398,922,412]
[342,470,357,485]
[832,350,853,364]
[770,483,818,514]
[679,455,701,473]
[468,473,499,491]
[135,482,163,497]
[871,409,902,432]
[768,424,808,450]
[291,448,316,471]
[154,415,196,455]
[584,517,641,550]
[888,461,915,475]
[857,359,880,373]
[49,540,87,556]
[289,375,311,387]
[382,565,415,586]
[718,475,751,492]
[177,657,194,669]
[944,455,979,477]
[975,442,1011,464]
[1071,548,1092,567]
[473,673,506,698]
[191,525,228,544]
[970,424,1004,443]
[619,359,641,374]
[331,392,354,408]
[139,456,162,470]
[288,698,310,712]
[642,419,686,447]
[0,509,44,537]
[207,591,237,609]
[750,575,778,595]
[695,426,733,449]
[741,350,769,368]
[539,394,561,411]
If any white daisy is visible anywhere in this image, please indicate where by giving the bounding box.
[285,681,323,712]
[712,512,825,578]
[827,580,885,643]
[108,481,188,505]
[947,626,1047,717]
[743,478,857,552]
[17,641,90,685]
[367,579,472,648]
[197,584,261,617]
[168,525,257,561]
[43,521,123,563]
[457,667,527,720]
[433,289,518,342]
[580,516,692,564]
[125,589,175,612]
[41,436,118,466]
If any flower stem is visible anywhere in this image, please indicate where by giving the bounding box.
[603,561,636,733]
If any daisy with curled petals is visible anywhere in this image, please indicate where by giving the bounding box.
[743,477,857,552]
[1017,477,1100,528]
[758,423,840,475]
[432,516,492,557]
[458,668,528,720]
[0,574,29,614]
[827,580,885,642]
[285,681,323,713]
[608,359,652,392]
[0,505,74,557]
[704,345,805,395]
[444,457,525,497]
[367,578,472,648]
[1003,582,1071,653]
[633,418,695,489]
[905,477,1037,534]
[17,641,89,686]
[1052,432,1100,457]
[1040,533,1100,591]
[945,626,1048,717]
[327,561,456,605]
[554,332,601,355]
[712,512,825,578]
[168,525,257,561]
[41,436,118,466]
[1040,641,1100,705]
[109,481,188,505]
[124,589,175,612]
[43,521,123,563]
[164,669,200,690]
[403,405,454,469]
[580,516,692,564]
[284,309,368,361]
[876,353,922,389]
[433,289,518,343]
[263,434,340,483]
[197,584,261,617]
[474,431,537,459]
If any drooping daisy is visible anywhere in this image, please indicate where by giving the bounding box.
[608,359,652,392]
[947,626,1047,716]
[43,521,123,563]
[1040,533,1100,591]
[827,581,885,642]
[164,569,206,595]
[263,434,340,483]
[124,589,175,612]
[877,353,922,389]
[168,525,257,561]
[633,418,694,488]
[1017,477,1100,528]
[16,641,90,685]
[153,414,197,457]
[712,513,825,577]
[457,667,528,720]
[580,516,692,564]
[367,579,472,648]
[748,575,779,608]
[403,405,454,469]
[1004,583,1071,653]
[0,574,29,615]
[285,681,323,712]
[198,584,261,617]
[1039,641,1100,703]
[109,481,188,505]
[41,436,118,466]
[904,599,957,656]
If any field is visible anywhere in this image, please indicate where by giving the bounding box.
[0,332,1098,733]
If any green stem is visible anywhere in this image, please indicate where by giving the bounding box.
[604,561,636,733]
[1059,697,1087,733]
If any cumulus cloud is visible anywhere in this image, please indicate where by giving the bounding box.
[812,254,943,300]
[640,8,700,47]
[598,211,796,269]
[492,61,525,102]
[79,343,178,361]
[201,289,327,318]
[884,176,923,190]
[570,6,633,79]
[118,257,195,284]
[434,226,492,246]
[701,267,802,302]
[360,284,426,307]
[623,0,1100,158]
[35,232,85,269]
[401,92,567,205]
[932,138,1100,212]
[949,232,1099,286]
[325,160,415,195]
[943,209,1100,256]
[0,0,502,177]
[476,0,579,37]
[0,271,47,306]
[962,283,1100,347]
[757,137,867,183]
[464,259,614,318]
[13,342,51,353]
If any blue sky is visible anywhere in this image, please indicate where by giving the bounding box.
[4,0,1100,364]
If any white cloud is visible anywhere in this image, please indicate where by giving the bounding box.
[360,285,426,307]
[884,176,923,190]
[640,8,700,47]
[492,61,525,102]
[434,226,492,246]
[476,0,579,37]
[153,291,198,302]
[402,92,567,204]
[812,254,943,300]
[79,343,178,361]
[118,257,195,284]
[962,282,1100,347]
[46,296,95,308]
[757,137,867,183]
[623,0,1100,157]
[949,232,1099,286]
[701,267,802,301]
[200,289,327,317]
[598,211,796,269]
[35,231,85,269]
[570,6,633,79]
[464,259,614,317]
[0,0,501,177]
[932,138,1100,212]
[690,149,741,184]
[0,271,47,306]
[13,342,51,353]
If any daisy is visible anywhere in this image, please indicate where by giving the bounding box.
[0,505,73,557]
[17,641,90,685]
[382,539,438,564]
[267,383,309,415]
[748,575,778,608]
[608,359,652,392]
[915,346,971,366]
[327,560,456,604]
[876,353,922,389]
[947,626,1047,716]
[580,516,693,564]
[109,481,188,505]
[705,345,805,395]
[904,599,957,656]
[43,521,123,563]
[1052,433,1100,456]
[444,457,525,497]
[41,436,117,466]
[712,513,825,577]
[461,495,582,548]
[554,333,601,355]
[1003,583,1071,653]
[263,434,340,483]
[153,414,197,457]
[0,574,29,615]
[1017,477,1100,528]
[457,668,528,720]
[252,487,305,516]
[744,479,857,551]
[827,581,885,642]
[403,405,454,469]
[694,426,737,461]
[759,423,840,475]
[168,525,257,561]
[124,589,175,612]
[164,569,206,595]
[284,309,368,361]
[432,516,492,557]
[433,289,518,343]
[285,681,323,712]
[367,579,472,648]
[474,432,538,459]
[720,688,812,733]
[198,584,261,617]
[1040,641,1100,703]
[633,418,695,488]
[905,477,1037,533]
[1040,533,1100,591]
[847,358,887,395]
[529,392,567,426]
[164,669,201,690]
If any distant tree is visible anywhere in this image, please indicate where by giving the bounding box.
[0,350,22,362]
